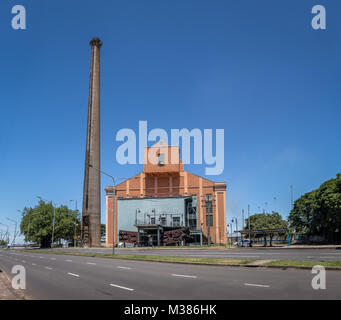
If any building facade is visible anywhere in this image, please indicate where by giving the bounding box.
[105,141,227,246]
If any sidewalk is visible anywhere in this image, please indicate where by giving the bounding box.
[0,268,25,300]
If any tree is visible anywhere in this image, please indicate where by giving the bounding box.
[20,200,81,248]
[289,173,341,243]
[245,212,288,246]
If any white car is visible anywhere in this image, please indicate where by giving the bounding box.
[236,239,251,247]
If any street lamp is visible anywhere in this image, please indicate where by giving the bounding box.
[36,196,74,248]
[6,218,18,246]
[0,223,9,245]
[231,217,238,243]
[69,200,78,248]
[21,211,40,247]
[88,163,129,254]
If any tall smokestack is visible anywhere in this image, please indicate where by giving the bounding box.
[82,37,102,247]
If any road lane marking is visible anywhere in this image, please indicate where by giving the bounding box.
[50,258,56,260]
[32,263,36,266]
[86,262,96,265]
[67,273,79,277]
[110,284,134,291]
[171,274,197,279]
[39,257,44,259]
[66,260,73,262]
[45,267,53,270]
[244,283,270,288]
[22,260,26,263]
[117,266,132,270]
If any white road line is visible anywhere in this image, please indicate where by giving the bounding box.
[171,274,197,279]
[86,262,96,265]
[117,266,132,270]
[32,263,36,266]
[50,258,56,260]
[65,260,73,262]
[110,284,134,291]
[45,267,53,270]
[67,273,79,277]
[39,257,44,259]
[244,283,270,288]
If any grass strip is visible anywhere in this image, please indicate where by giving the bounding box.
[23,250,254,265]
[264,260,341,269]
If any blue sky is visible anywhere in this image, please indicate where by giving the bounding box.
[0,0,340,240]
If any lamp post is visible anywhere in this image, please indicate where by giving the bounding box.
[231,217,238,243]
[0,223,9,245]
[7,218,18,246]
[18,210,39,247]
[37,196,74,248]
[69,200,78,248]
[88,163,130,254]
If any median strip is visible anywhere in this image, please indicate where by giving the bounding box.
[20,250,341,270]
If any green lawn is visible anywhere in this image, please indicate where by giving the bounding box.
[264,260,341,269]
[25,250,253,265]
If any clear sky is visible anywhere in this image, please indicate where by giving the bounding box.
[0,0,340,241]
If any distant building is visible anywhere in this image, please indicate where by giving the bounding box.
[105,141,227,246]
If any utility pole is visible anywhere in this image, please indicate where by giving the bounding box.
[248,204,251,244]
[73,200,78,248]
[290,185,294,209]
[242,209,244,231]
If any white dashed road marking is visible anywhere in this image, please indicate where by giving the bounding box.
[45,267,53,270]
[67,273,80,277]
[244,283,270,288]
[86,262,96,265]
[110,284,134,291]
[117,266,132,270]
[171,274,197,279]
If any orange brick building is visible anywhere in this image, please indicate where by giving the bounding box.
[105,141,227,246]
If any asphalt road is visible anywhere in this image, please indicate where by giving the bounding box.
[43,247,341,261]
[0,249,340,300]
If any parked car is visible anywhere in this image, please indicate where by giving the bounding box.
[236,239,251,247]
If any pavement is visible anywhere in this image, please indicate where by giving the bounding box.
[34,247,341,261]
[0,267,25,300]
[0,249,340,300]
